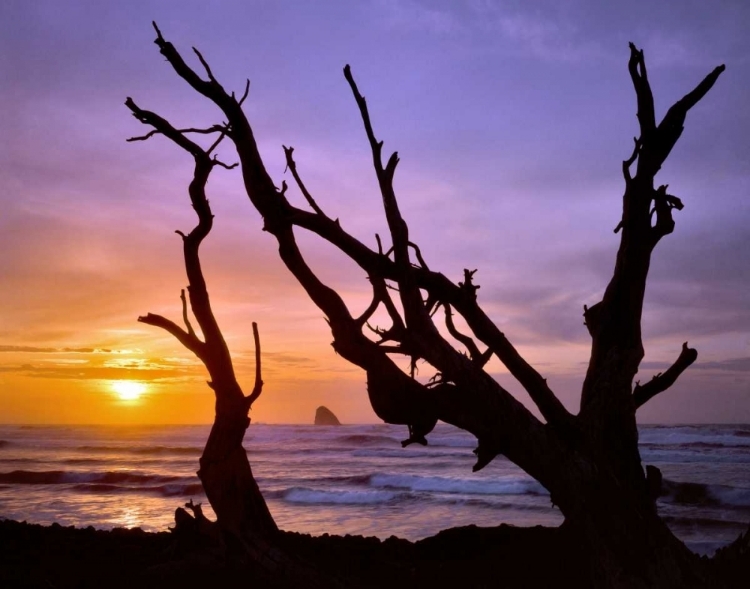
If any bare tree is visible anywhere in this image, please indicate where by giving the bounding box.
[128,23,730,588]
[124,99,277,552]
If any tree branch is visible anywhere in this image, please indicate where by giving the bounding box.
[621,136,641,186]
[142,26,570,487]
[192,46,220,86]
[246,322,264,408]
[206,128,229,156]
[237,79,251,106]
[126,98,207,160]
[344,65,423,326]
[341,66,577,439]
[211,156,239,170]
[127,91,240,390]
[443,304,482,361]
[355,278,383,328]
[283,146,326,217]
[181,288,196,337]
[408,241,429,270]
[581,46,723,431]
[373,276,406,336]
[650,184,685,246]
[292,204,575,429]
[639,61,725,177]
[634,343,697,408]
[138,312,205,359]
[343,65,383,168]
[628,43,656,137]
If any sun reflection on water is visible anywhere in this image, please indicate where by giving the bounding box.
[115,505,141,529]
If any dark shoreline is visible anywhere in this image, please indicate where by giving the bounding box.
[0,518,587,588]
[2,518,749,588]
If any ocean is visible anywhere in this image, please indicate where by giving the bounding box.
[1,423,749,556]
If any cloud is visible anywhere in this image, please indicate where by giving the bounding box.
[375,0,463,35]
[693,357,750,372]
[0,346,58,353]
[255,351,317,367]
[0,345,99,353]
[0,357,204,382]
[491,13,603,62]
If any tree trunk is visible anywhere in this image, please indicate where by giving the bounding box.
[198,405,277,541]
[556,464,715,588]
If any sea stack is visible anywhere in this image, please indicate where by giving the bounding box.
[314,406,341,426]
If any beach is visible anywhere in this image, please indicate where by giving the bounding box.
[0,517,594,588]
[2,423,750,586]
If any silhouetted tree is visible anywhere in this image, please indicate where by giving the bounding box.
[124,101,278,550]
[128,23,731,588]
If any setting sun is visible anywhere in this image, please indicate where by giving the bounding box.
[110,380,146,401]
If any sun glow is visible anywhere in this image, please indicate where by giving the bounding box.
[110,380,147,401]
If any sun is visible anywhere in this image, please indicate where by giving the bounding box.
[110,380,147,401]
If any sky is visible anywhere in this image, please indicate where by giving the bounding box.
[0,0,748,424]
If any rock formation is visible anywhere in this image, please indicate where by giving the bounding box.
[314,406,341,426]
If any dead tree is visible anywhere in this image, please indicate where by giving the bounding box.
[124,101,278,554]
[129,23,729,588]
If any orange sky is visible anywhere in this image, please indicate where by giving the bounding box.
[2,2,749,425]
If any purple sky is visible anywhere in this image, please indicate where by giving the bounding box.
[0,0,748,424]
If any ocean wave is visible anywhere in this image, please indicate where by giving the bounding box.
[352,448,464,459]
[76,445,201,455]
[336,434,399,445]
[661,479,750,509]
[640,430,750,448]
[428,437,477,449]
[442,496,555,512]
[641,449,750,464]
[71,482,205,497]
[681,442,750,450]
[0,457,40,464]
[280,487,401,505]
[0,469,186,486]
[315,474,373,485]
[369,473,546,496]
[661,514,750,530]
